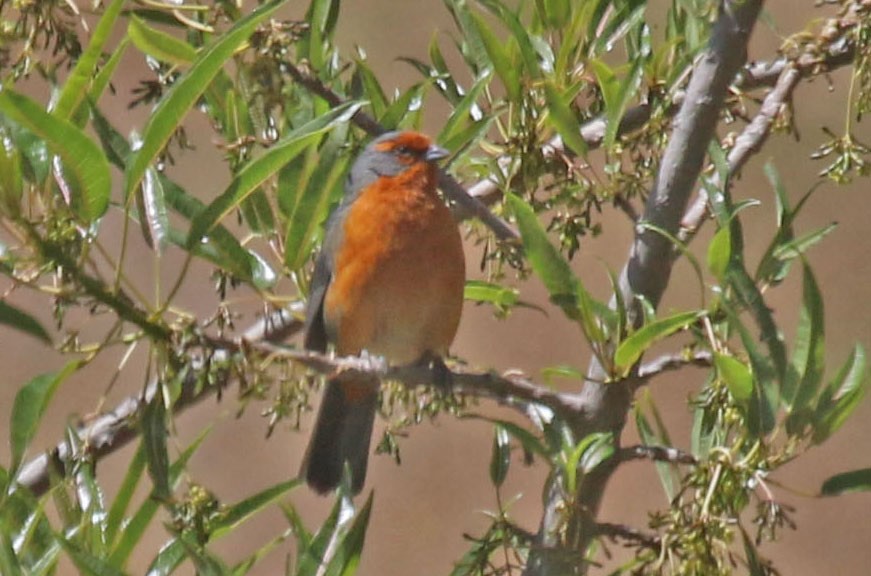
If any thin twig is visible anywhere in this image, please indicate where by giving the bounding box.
[595,522,661,551]
[680,65,803,241]
[618,444,698,466]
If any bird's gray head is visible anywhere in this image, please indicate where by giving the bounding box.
[346,131,448,195]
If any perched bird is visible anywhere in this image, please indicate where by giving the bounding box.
[300,130,465,494]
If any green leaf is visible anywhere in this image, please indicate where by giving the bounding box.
[726,305,777,438]
[784,263,825,412]
[820,468,871,496]
[714,353,753,401]
[469,13,520,102]
[128,15,197,65]
[105,444,146,547]
[135,167,170,252]
[188,102,361,248]
[0,531,22,576]
[590,58,643,148]
[543,80,586,156]
[489,425,511,488]
[506,193,578,310]
[813,344,867,444]
[211,479,299,539]
[443,0,491,76]
[144,539,184,576]
[321,493,374,576]
[0,128,23,216]
[438,74,491,152]
[0,301,51,344]
[706,225,731,282]
[58,538,127,576]
[478,0,542,79]
[141,396,170,501]
[125,0,287,198]
[352,60,388,119]
[295,491,345,575]
[10,363,78,474]
[111,429,210,568]
[771,223,837,261]
[466,415,549,460]
[635,389,678,500]
[52,0,125,120]
[71,38,130,127]
[178,534,229,576]
[282,124,352,272]
[0,90,110,221]
[614,310,704,372]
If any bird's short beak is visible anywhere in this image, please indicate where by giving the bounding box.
[425,144,450,162]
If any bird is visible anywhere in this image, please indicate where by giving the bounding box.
[300,130,466,494]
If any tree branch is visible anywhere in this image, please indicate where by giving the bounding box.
[525,2,765,575]
[16,307,302,496]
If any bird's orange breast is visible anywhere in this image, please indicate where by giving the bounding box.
[323,163,465,364]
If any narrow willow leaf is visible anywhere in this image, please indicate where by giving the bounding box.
[211,479,299,539]
[128,16,197,65]
[506,193,578,310]
[322,492,374,576]
[136,167,170,252]
[106,443,146,547]
[784,263,825,412]
[110,428,211,568]
[543,80,586,156]
[614,310,704,372]
[52,0,125,120]
[438,74,491,150]
[0,301,51,344]
[188,102,361,248]
[470,12,521,102]
[353,60,388,119]
[590,59,643,148]
[141,397,170,501]
[635,390,678,500]
[489,425,511,488]
[283,125,351,272]
[125,0,287,197]
[820,468,871,496]
[714,353,754,401]
[58,538,126,576]
[10,363,79,474]
[478,0,542,79]
[463,280,519,312]
[0,90,110,220]
[813,344,867,444]
[707,225,731,282]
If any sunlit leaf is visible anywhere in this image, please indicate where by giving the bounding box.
[125,0,287,198]
[0,90,110,220]
[10,363,79,475]
[813,344,867,444]
[614,310,704,372]
[188,102,361,248]
[489,425,511,488]
[821,468,871,496]
[52,0,125,120]
[714,353,753,401]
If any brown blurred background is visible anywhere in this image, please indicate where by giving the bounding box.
[1,1,870,574]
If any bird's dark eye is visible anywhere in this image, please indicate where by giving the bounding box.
[396,145,412,155]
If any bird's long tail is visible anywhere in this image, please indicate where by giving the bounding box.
[301,373,378,494]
